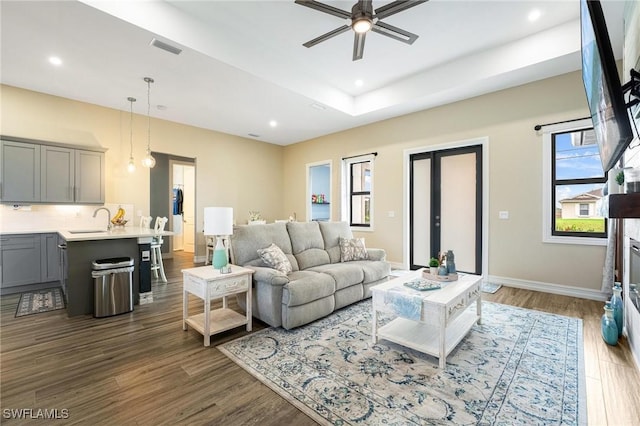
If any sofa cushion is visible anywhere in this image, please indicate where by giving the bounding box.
[282,271,335,307]
[231,222,299,271]
[287,221,330,269]
[319,221,354,263]
[257,243,292,274]
[339,237,369,262]
[307,263,365,291]
[350,260,391,284]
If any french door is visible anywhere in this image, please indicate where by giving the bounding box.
[409,145,482,274]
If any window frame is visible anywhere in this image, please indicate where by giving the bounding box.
[542,119,607,246]
[342,154,375,231]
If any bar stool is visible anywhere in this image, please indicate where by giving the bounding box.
[139,215,152,229]
[151,216,168,283]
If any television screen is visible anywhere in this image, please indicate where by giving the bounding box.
[580,0,633,172]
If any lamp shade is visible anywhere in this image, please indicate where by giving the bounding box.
[204,207,233,236]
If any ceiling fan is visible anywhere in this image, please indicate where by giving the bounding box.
[295,0,428,61]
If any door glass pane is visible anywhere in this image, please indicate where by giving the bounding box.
[440,153,476,273]
[412,158,431,266]
[351,195,370,225]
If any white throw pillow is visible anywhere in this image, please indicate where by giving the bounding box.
[339,237,369,262]
[257,243,292,274]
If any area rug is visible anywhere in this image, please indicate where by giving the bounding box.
[218,300,585,425]
[15,287,65,317]
[481,282,502,294]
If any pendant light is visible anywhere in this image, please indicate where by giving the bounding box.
[127,97,136,173]
[141,76,156,168]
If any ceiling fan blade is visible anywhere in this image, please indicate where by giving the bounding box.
[294,0,351,19]
[371,21,419,44]
[303,25,351,48]
[374,0,428,20]
[353,32,366,61]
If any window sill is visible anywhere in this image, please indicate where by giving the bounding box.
[543,234,606,246]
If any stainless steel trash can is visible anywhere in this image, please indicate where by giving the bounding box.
[92,257,134,318]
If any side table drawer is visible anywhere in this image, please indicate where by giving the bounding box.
[208,274,249,298]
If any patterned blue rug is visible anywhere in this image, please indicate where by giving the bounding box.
[218,300,585,425]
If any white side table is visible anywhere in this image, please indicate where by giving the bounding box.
[182,264,253,346]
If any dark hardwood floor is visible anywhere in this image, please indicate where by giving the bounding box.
[1,251,639,425]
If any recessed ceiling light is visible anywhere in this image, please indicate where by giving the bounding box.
[528,9,541,22]
[48,56,62,66]
[355,79,364,87]
[269,120,278,128]
[156,105,167,111]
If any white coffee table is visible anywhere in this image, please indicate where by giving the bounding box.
[371,270,482,368]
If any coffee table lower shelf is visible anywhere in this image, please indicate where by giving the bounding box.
[377,310,479,366]
[184,308,248,337]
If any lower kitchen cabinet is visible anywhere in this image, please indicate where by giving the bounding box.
[0,233,61,294]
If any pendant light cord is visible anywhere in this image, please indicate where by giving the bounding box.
[128,97,135,157]
[146,78,152,152]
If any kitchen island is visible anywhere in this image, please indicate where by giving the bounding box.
[60,227,173,316]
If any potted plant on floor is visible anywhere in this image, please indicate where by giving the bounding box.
[429,257,439,275]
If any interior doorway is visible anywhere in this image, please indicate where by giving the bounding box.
[306,161,332,222]
[170,161,195,254]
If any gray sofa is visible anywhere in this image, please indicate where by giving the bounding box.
[230,221,390,329]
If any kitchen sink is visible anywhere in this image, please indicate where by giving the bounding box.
[68,229,107,234]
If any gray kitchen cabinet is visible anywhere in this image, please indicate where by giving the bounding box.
[41,145,75,203]
[75,149,105,204]
[41,233,61,283]
[0,234,41,288]
[0,136,106,204]
[0,140,41,203]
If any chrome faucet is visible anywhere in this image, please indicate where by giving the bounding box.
[93,207,112,231]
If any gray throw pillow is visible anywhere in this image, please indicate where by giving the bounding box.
[339,237,369,262]
[257,243,292,274]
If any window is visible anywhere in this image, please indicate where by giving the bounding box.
[542,119,607,245]
[342,154,375,229]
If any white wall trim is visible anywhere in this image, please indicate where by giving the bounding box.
[487,274,609,301]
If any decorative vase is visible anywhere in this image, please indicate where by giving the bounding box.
[438,265,448,276]
[429,266,438,275]
[611,282,624,337]
[601,302,618,345]
[446,250,456,274]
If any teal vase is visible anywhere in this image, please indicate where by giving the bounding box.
[611,282,624,337]
[601,302,618,345]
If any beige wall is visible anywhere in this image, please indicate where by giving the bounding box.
[283,70,606,291]
[0,85,285,257]
[2,69,609,291]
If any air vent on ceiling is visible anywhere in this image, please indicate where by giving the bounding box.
[150,38,182,55]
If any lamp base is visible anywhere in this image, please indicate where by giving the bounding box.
[212,236,228,270]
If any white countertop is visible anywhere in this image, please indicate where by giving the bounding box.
[58,227,174,242]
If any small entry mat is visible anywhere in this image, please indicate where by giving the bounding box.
[482,282,503,294]
[15,287,65,317]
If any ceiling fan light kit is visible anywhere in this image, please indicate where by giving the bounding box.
[295,0,427,61]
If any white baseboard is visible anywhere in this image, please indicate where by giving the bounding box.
[487,275,609,301]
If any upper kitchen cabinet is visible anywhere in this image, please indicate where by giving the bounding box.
[0,137,106,204]
[0,139,41,203]
[74,149,105,204]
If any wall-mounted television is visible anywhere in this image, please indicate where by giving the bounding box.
[580,0,633,172]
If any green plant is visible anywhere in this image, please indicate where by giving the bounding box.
[429,257,440,267]
[616,171,624,186]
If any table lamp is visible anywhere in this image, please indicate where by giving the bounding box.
[204,207,233,272]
